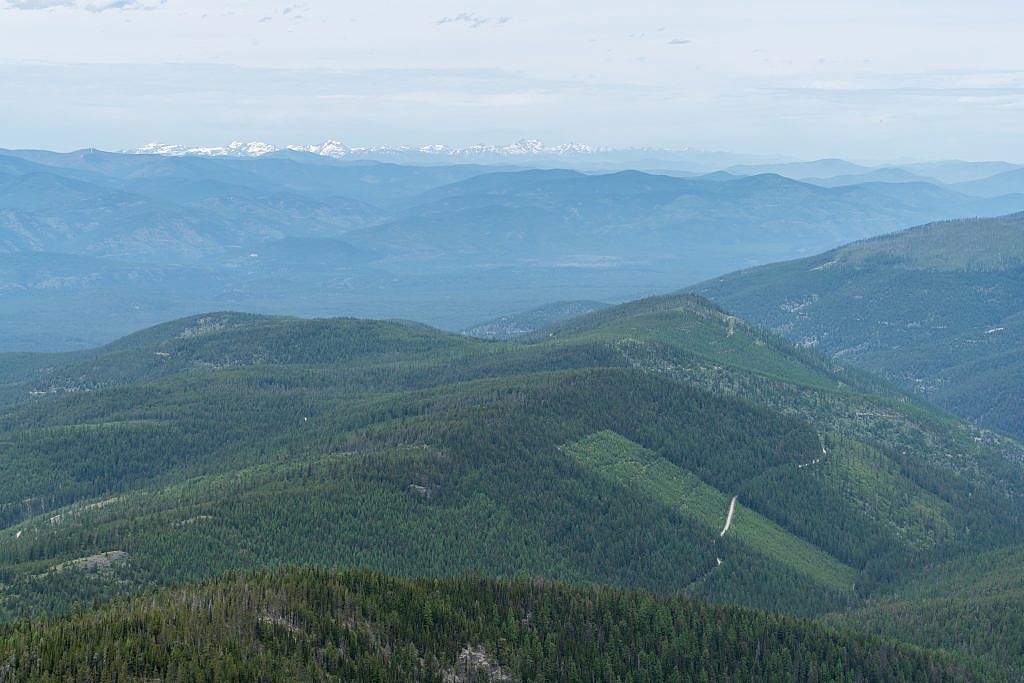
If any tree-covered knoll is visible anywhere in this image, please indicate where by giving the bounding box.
[827,213,1024,271]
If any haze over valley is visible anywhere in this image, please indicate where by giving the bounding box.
[3,144,1023,351]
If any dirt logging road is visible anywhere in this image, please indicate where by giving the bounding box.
[720,496,737,537]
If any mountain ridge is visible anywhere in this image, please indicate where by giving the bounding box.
[692,212,1024,438]
[0,566,989,681]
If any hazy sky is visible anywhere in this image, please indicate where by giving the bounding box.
[1,0,1023,161]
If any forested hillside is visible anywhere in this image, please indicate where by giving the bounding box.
[823,543,1024,676]
[0,567,989,682]
[693,213,1024,439]
[0,295,1021,675]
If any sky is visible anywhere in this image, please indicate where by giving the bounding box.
[1,0,1023,161]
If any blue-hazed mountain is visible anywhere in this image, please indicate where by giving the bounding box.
[126,138,781,173]
[693,212,1024,439]
[953,167,1024,198]
[3,147,1024,350]
[726,158,875,179]
[802,167,943,188]
[899,160,1022,184]
[346,169,1023,262]
[727,158,1021,185]
[1,148,511,208]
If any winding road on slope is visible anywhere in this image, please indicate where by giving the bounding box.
[720,496,738,537]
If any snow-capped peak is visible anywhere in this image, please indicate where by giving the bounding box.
[133,141,281,157]
[127,139,608,161]
[286,140,352,157]
[133,142,193,156]
[224,141,279,156]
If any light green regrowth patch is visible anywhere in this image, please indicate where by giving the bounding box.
[822,441,958,551]
[563,430,729,529]
[563,430,857,592]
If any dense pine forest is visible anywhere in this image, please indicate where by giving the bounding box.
[0,567,994,681]
[0,294,1021,678]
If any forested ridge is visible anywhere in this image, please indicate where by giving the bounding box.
[0,294,1021,676]
[0,567,993,682]
[693,212,1024,439]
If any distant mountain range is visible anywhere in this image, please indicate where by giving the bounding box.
[724,158,1022,185]
[3,147,1024,350]
[132,138,605,160]
[127,139,776,171]
[127,141,1024,181]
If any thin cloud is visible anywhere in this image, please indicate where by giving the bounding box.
[5,0,166,10]
[85,0,165,11]
[4,0,74,8]
[437,13,510,28]
[280,4,307,20]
